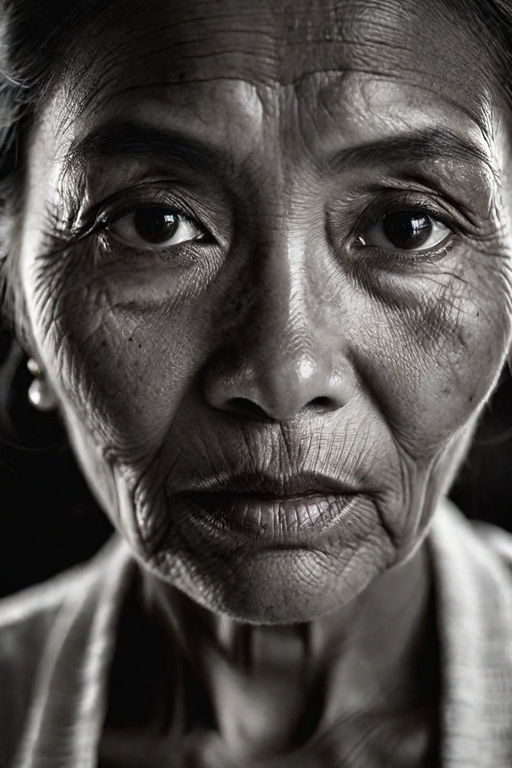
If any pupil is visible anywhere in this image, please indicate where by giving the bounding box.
[383,211,432,249]
[133,208,178,243]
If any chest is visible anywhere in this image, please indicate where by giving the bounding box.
[98,707,438,768]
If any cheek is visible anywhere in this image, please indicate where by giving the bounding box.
[351,251,512,459]
[20,248,225,553]
[20,246,215,460]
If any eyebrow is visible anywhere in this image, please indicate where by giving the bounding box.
[334,127,490,171]
[65,120,228,176]
[66,119,491,177]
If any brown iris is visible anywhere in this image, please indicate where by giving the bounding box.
[382,210,432,249]
[132,208,179,244]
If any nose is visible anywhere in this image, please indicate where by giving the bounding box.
[206,350,348,422]
[203,238,354,422]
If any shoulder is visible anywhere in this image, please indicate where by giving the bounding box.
[431,498,512,576]
[428,501,512,763]
[0,537,132,764]
[0,535,133,673]
[472,518,512,570]
[0,562,95,633]
[0,538,123,686]
[0,537,123,640]
[430,499,512,631]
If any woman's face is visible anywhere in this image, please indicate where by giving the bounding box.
[14,0,512,621]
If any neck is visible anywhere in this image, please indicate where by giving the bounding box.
[143,543,433,759]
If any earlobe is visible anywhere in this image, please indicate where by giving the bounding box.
[27,358,58,412]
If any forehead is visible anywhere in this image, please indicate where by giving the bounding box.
[40,0,497,177]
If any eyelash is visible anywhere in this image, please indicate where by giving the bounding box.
[72,187,461,267]
[69,183,205,238]
[350,200,459,260]
[100,204,203,235]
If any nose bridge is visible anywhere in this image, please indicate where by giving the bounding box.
[252,228,321,375]
[231,224,344,420]
[203,190,352,422]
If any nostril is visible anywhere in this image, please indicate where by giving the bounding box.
[226,395,340,420]
[227,397,271,420]
[307,396,336,412]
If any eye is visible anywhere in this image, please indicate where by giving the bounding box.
[106,206,206,249]
[358,209,451,252]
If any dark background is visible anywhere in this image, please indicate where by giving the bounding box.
[1,330,511,598]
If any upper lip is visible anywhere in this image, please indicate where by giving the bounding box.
[180,471,359,498]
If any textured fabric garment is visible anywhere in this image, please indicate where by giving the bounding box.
[0,499,511,767]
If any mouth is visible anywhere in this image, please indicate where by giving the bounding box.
[174,472,361,543]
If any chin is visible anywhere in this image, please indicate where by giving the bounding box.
[115,481,400,623]
[148,534,394,625]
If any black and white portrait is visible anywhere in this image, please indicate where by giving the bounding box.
[0,1,512,766]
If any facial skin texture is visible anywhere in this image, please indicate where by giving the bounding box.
[14,0,512,629]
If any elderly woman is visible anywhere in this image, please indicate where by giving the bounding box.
[0,0,512,765]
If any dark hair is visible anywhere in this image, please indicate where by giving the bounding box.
[0,1,109,432]
[0,2,116,596]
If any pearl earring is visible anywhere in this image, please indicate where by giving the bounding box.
[27,358,58,412]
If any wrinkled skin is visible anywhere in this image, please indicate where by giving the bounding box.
[11,0,512,764]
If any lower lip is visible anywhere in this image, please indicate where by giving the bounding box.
[179,491,359,544]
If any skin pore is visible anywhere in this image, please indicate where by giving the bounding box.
[10,0,512,764]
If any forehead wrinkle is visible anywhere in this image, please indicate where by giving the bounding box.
[51,74,500,208]
[69,60,487,149]
[58,0,486,121]
[36,0,502,198]
[49,55,499,168]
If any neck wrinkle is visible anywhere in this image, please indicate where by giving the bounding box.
[141,540,434,758]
